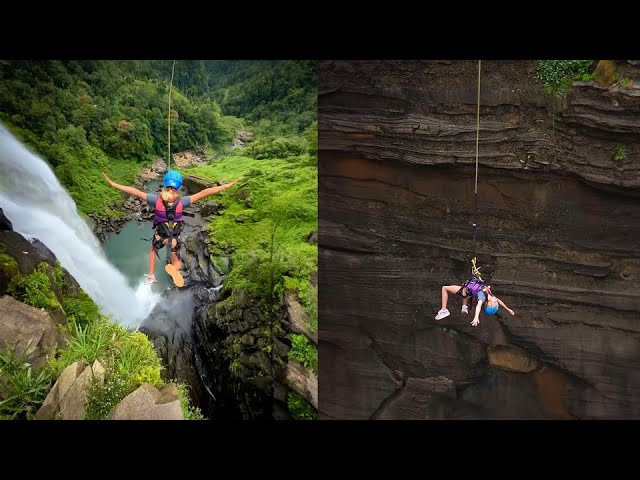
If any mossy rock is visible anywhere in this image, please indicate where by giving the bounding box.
[211,256,231,275]
[8,265,61,311]
[594,60,617,88]
[0,253,19,294]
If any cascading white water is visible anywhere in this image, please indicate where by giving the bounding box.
[0,123,160,327]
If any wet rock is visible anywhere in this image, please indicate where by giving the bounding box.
[200,201,219,217]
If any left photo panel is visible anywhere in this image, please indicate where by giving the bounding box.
[0,60,318,420]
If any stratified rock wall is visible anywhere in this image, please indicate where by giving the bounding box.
[319,60,640,419]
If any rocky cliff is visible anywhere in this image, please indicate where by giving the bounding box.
[319,60,640,419]
[142,179,317,420]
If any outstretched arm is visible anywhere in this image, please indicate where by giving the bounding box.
[471,300,483,327]
[497,298,515,315]
[189,177,242,203]
[102,173,147,200]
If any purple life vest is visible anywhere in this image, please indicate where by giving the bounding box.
[153,196,183,224]
[465,278,486,298]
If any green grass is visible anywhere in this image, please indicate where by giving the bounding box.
[177,383,205,420]
[288,333,318,374]
[62,319,166,420]
[0,345,53,419]
[56,319,119,369]
[187,152,317,304]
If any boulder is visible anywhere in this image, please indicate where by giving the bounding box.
[0,295,65,371]
[200,201,219,217]
[108,382,184,420]
[36,360,105,420]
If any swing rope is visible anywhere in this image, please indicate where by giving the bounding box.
[167,60,176,171]
[471,60,481,280]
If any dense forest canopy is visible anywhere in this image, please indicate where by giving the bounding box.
[0,60,317,218]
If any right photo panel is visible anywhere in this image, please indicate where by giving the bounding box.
[318,60,640,420]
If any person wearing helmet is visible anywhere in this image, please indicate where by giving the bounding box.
[435,278,515,327]
[103,170,241,287]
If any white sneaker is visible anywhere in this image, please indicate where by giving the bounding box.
[435,308,450,320]
[461,305,469,314]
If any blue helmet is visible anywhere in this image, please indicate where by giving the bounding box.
[484,305,499,315]
[163,170,183,189]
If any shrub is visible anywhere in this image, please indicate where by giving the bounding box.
[7,263,60,310]
[288,333,318,374]
[0,345,52,419]
[287,391,316,420]
[536,60,594,96]
[593,60,617,88]
[177,383,205,420]
[613,144,626,162]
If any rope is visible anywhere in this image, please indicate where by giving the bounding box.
[474,60,481,196]
[471,60,481,279]
[167,60,176,171]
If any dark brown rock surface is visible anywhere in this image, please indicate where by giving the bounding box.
[319,60,640,419]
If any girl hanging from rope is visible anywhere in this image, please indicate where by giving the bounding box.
[435,280,514,326]
[435,260,515,326]
[103,170,241,287]
[435,63,515,326]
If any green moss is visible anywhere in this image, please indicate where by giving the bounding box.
[287,391,317,420]
[0,253,19,280]
[7,263,60,310]
[288,333,318,374]
[613,144,626,162]
[62,290,100,328]
[187,152,317,305]
[212,256,230,275]
[53,261,66,289]
[593,60,617,88]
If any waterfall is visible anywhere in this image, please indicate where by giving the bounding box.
[0,123,160,327]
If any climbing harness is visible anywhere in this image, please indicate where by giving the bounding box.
[151,196,183,263]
